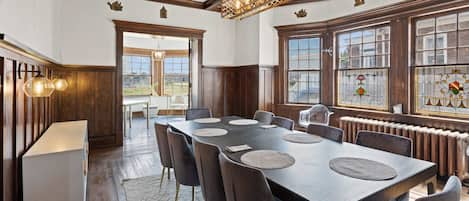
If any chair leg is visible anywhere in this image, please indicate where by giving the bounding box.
[192,186,195,201]
[168,167,171,180]
[159,168,166,187]
[175,182,180,201]
[426,175,437,195]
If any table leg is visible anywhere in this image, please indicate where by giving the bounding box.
[146,103,150,129]
[129,105,132,128]
[123,105,127,137]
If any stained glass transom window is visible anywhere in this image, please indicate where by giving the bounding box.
[336,25,390,110]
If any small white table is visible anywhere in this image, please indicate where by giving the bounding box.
[123,99,150,137]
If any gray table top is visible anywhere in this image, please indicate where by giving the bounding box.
[169,116,437,201]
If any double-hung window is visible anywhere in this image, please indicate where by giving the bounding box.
[287,37,321,104]
[123,55,152,96]
[414,10,469,117]
[336,25,390,110]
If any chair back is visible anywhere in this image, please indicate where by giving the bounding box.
[154,123,172,168]
[356,131,412,157]
[253,110,274,124]
[186,108,211,120]
[307,124,344,143]
[193,140,226,201]
[416,176,461,201]
[218,153,274,201]
[299,104,333,127]
[167,128,200,186]
[271,116,294,130]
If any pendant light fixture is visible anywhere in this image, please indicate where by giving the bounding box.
[17,63,56,97]
[53,78,69,91]
[153,36,165,61]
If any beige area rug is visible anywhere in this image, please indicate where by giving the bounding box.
[122,175,204,201]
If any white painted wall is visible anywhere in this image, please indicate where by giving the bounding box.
[124,35,189,50]
[0,0,62,62]
[58,0,236,66]
[234,15,260,66]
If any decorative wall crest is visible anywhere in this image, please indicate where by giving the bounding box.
[160,6,167,19]
[108,1,123,11]
[294,9,307,18]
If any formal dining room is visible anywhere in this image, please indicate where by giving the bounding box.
[2,0,469,201]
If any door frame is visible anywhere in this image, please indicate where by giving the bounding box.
[114,20,205,146]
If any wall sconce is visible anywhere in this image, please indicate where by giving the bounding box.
[17,63,55,97]
[53,78,69,91]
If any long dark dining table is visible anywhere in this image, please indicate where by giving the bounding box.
[168,116,437,201]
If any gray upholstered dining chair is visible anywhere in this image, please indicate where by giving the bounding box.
[307,124,344,143]
[154,122,173,186]
[253,110,274,124]
[167,127,200,201]
[355,131,412,201]
[186,108,212,120]
[271,116,294,130]
[415,176,461,201]
[193,139,226,201]
[299,104,333,127]
[356,131,412,157]
[218,153,275,201]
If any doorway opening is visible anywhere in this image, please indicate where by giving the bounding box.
[114,20,205,145]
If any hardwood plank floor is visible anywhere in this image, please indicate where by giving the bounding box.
[87,116,469,201]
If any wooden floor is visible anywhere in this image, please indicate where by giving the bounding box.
[87,116,469,201]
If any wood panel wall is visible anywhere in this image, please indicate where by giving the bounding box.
[1,47,54,201]
[200,65,276,118]
[52,66,117,148]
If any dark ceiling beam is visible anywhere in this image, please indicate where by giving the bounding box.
[146,0,205,9]
[147,0,328,13]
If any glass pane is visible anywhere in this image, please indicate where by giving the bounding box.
[436,14,457,33]
[376,55,390,67]
[309,59,320,69]
[458,47,469,63]
[339,58,350,69]
[339,46,350,58]
[459,11,469,30]
[376,41,389,55]
[289,49,298,61]
[414,66,469,117]
[458,30,469,47]
[436,32,457,49]
[417,34,435,50]
[435,49,457,64]
[362,43,376,56]
[338,33,350,46]
[376,26,390,41]
[309,49,320,60]
[299,39,309,49]
[288,72,299,103]
[351,31,362,44]
[417,51,435,65]
[298,50,308,60]
[363,56,376,68]
[299,60,308,68]
[362,29,375,43]
[337,69,388,109]
[289,60,298,69]
[350,44,362,57]
[416,18,435,36]
[309,38,320,49]
[351,57,361,68]
[289,40,299,49]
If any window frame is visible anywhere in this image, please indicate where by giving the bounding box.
[163,56,190,97]
[286,35,322,105]
[122,54,153,96]
[334,23,391,111]
[411,8,469,119]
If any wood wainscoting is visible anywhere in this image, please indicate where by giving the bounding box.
[52,65,117,148]
[1,40,55,201]
[200,65,276,118]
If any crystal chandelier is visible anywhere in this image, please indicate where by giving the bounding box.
[221,0,289,20]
